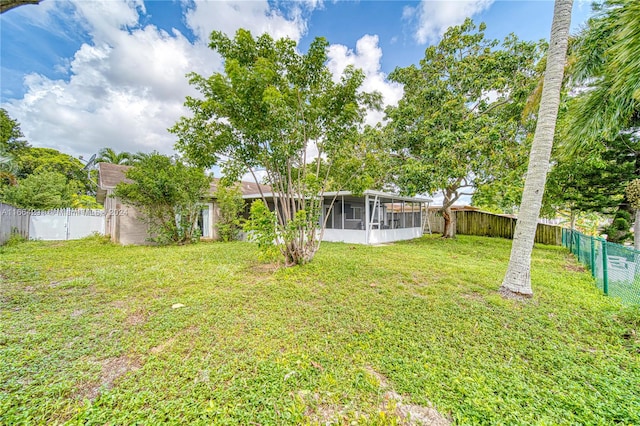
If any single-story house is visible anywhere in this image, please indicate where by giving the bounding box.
[97,163,430,245]
[97,163,270,245]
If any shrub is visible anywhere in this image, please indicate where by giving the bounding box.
[243,200,279,262]
[214,181,244,242]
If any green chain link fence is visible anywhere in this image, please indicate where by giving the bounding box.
[562,228,640,305]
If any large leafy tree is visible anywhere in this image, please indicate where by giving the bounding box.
[15,147,93,196]
[386,19,543,237]
[501,0,573,297]
[1,108,29,154]
[114,153,211,245]
[2,171,73,209]
[0,108,29,186]
[171,29,380,265]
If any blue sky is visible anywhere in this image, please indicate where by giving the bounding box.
[1,0,594,161]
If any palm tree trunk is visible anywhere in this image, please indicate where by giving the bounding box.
[501,0,573,297]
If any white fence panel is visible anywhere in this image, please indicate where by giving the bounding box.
[29,209,105,241]
[68,213,105,239]
[30,214,69,240]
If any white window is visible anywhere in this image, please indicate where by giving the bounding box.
[346,206,362,220]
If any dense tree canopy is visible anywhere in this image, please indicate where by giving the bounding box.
[171,29,381,265]
[0,110,99,209]
[386,19,544,237]
[2,171,73,210]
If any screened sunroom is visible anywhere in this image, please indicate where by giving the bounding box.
[321,190,431,244]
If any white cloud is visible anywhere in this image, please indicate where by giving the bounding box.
[406,0,494,44]
[184,0,310,43]
[2,0,314,159]
[327,35,404,126]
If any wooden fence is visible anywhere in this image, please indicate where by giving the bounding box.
[425,209,562,246]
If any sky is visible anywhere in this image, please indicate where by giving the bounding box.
[1,0,595,164]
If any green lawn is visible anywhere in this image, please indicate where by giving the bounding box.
[1,235,639,425]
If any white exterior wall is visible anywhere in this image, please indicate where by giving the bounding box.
[321,229,368,244]
[321,227,422,245]
[367,227,422,244]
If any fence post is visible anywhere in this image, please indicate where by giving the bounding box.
[576,232,581,262]
[601,239,609,296]
[590,236,595,278]
[569,229,574,253]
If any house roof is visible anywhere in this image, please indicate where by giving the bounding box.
[96,162,272,203]
[208,179,272,198]
[242,190,431,203]
[98,163,131,189]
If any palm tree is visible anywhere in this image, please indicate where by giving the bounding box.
[131,151,152,163]
[96,148,133,165]
[0,153,18,186]
[501,0,573,297]
[564,0,640,152]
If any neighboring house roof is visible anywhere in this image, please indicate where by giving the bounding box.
[96,163,131,203]
[96,162,272,203]
[98,163,131,188]
[208,179,272,198]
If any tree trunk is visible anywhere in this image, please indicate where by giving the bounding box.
[442,205,456,238]
[570,209,576,231]
[501,0,573,297]
[634,209,640,250]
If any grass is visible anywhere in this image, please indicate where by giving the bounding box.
[1,234,639,425]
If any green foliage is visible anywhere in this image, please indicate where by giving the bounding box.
[114,153,211,245]
[96,147,133,165]
[543,144,634,217]
[214,181,244,242]
[386,19,543,232]
[2,231,27,247]
[0,109,28,189]
[0,108,29,154]
[243,199,279,262]
[71,194,102,209]
[564,0,640,152]
[2,171,73,209]
[626,179,640,210]
[1,236,639,424]
[14,147,93,194]
[0,111,98,207]
[603,209,633,244]
[171,29,382,265]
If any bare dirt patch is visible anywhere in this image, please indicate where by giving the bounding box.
[150,325,200,355]
[76,355,142,401]
[125,310,148,327]
[249,262,280,275]
[564,262,587,273]
[365,365,451,426]
[499,287,533,302]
